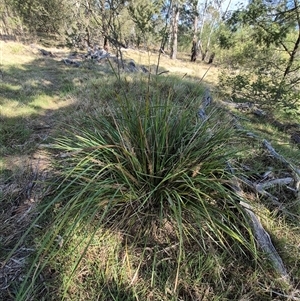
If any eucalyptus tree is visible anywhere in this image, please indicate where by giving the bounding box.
[128,0,164,47]
[197,0,233,62]
[180,0,231,62]
[10,0,70,34]
[176,0,199,59]
[170,0,180,59]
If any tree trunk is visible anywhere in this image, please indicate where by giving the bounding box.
[103,36,109,51]
[191,40,198,61]
[208,52,215,64]
[201,48,207,61]
[204,22,214,55]
[191,1,199,62]
[283,0,300,79]
[85,26,91,48]
[198,0,208,60]
[100,0,109,50]
[170,4,179,60]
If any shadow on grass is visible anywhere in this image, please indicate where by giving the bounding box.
[1,57,77,105]
[0,54,115,156]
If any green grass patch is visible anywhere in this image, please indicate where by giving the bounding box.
[0,116,32,155]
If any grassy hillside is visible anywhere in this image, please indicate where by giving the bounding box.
[1,41,299,301]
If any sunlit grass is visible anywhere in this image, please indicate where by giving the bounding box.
[0,41,35,65]
[33,225,260,301]
[235,114,300,165]
[121,48,220,84]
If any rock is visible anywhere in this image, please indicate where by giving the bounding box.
[39,49,54,57]
[128,60,138,72]
[141,66,149,73]
[291,132,300,144]
[63,59,80,67]
[129,61,136,68]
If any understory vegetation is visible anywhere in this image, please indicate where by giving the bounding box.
[0,40,300,301]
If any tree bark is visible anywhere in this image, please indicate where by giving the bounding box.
[198,0,208,61]
[191,1,199,62]
[208,52,215,64]
[201,48,207,61]
[85,26,91,48]
[191,40,198,62]
[170,3,179,60]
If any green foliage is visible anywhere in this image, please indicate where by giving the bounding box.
[128,0,161,34]
[219,0,300,112]
[218,29,235,49]
[219,67,300,113]
[127,0,164,47]
[0,0,24,35]
[11,0,69,34]
[13,76,257,300]
[228,0,295,45]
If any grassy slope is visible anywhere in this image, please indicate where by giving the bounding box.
[0,41,299,301]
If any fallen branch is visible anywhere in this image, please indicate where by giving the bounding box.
[255,177,293,192]
[243,205,288,278]
[157,70,169,76]
[227,162,289,280]
[198,89,212,120]
[201,92,290,279]
[238,174,286,209]
[262,139,300,201]
[219,100,266,116]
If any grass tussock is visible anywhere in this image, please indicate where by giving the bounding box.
[13,75,260,300]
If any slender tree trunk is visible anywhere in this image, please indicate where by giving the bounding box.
[205,22,214,51]
[201,48,207,61]
[85,26,91,47]
[208,52,215,64]
[197,0,208,60]
[283,0,300,79]
[202,19,215,61]
[284,33,300,78]
[156,0,172,74]
[191,40,197,61]
[170,3,179,60]
[221,0,231,19]
[100,0,109,50]
[103,36,109,51]
[191,1,199,62]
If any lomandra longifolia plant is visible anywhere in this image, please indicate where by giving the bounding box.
[15,76,256,300]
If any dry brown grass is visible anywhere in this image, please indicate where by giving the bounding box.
[121,48,220,85]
